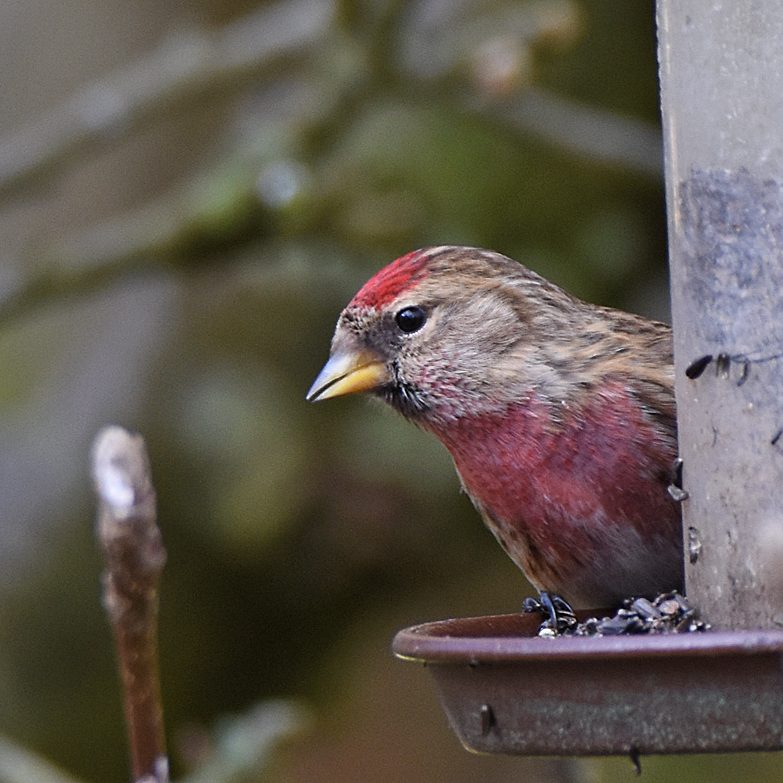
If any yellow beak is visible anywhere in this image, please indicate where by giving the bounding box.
[306,349,389,402]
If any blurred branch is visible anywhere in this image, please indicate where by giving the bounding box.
[396,0,661,176]
[0,0,334,201]
[91,427,168,783]
[476,86,662,178]
[0,161,272,326]
[0,734,85,783]
[0,0,661,329]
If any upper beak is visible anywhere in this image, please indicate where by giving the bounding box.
[306,348,389,402]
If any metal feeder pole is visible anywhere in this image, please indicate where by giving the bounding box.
[658,1,783,629]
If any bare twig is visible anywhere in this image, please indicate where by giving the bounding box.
[91,427,168,783]
[0,0,334,201]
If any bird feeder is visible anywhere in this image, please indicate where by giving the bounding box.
[393,0,783,758]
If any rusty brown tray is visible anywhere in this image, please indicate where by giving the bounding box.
[392,612,783,756]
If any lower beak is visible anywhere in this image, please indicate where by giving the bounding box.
[306,349,389,402]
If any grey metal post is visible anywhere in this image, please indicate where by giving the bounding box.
[658,1,783,628]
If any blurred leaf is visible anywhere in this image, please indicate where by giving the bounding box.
[0,733,85,783]
[182,700,310,783]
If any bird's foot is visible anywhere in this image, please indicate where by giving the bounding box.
[522,591,577,636]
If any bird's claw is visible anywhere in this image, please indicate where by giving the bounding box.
[523,590,577,635]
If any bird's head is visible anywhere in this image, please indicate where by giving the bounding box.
[307,246,587,426]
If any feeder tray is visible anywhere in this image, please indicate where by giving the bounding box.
[392,612,783,756]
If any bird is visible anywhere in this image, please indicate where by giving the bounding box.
[307,246,683,610]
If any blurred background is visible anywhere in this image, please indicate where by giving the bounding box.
[1,1,781,781]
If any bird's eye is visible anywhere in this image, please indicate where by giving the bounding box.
[394,306,427,334]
